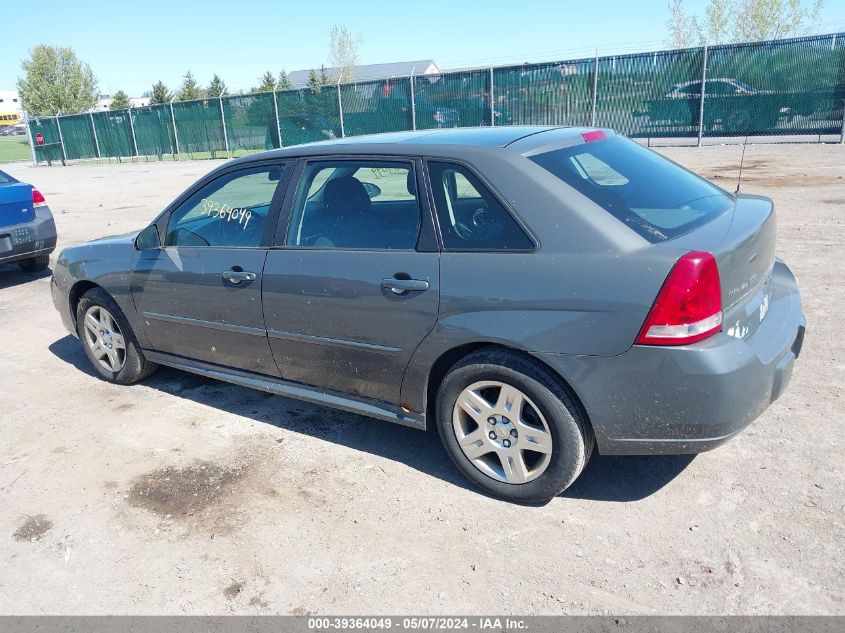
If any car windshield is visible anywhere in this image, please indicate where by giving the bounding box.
[529,135,733,243]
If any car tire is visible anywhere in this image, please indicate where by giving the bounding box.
[76,287,158,385]
[19,255,50,272]
[435,349,593,504]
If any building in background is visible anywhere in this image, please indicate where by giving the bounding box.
[94,95,151,111]
[287,60,440,87]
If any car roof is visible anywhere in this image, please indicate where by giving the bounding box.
[235,126,602,162]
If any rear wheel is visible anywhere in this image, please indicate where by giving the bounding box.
[435,349,593,503]
[76,288,157,384]
[19,255,49,272]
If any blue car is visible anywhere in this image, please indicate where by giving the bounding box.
[0,168,56,271]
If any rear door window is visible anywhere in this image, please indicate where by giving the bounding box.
[529,135,732,243]
[427,161,533,251]
[286,160,421,250]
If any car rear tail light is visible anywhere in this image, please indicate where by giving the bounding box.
[32,189,46,207]
[636,251,722,346]
[433,112,443,123]
[581,129,607,143]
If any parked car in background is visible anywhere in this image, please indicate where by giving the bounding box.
[344,96,460,135]
[279,114,341,146]
[637,78,803,133]
[51,127,804,503]
[0,169,56,272]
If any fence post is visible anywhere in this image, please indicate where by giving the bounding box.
[219,88,230,159]
[127,107,140,158]
[272,81,282,148]
[409,71,417,131]
[590,51,599,126]
[697,45,709,147]
[23,112,37,165]
[89,112,102,159]
[336,79,345,138]
[489,67,495,127]
[840,99,845,145]
[169,96,180,157]
[55,115,67,165]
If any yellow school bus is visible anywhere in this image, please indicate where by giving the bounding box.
[0,112,22,126]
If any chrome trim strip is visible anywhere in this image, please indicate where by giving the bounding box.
[142,311,266,337]
[267,328,401,354]
[142,350,424,430]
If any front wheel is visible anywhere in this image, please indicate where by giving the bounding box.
[76,287,158,384]
[436,349,593,504]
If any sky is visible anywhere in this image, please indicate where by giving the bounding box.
[4,0,845,96]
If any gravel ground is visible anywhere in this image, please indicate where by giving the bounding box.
[0,143,842,615]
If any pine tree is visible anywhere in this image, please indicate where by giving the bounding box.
[318,65,332,86]
[307,69,322,94]
[109,90,131,110]
[177,71,203,101]
[149,81,172,104]
[277,70,293,90]
[206,74,226,97]
[254,71,276,93]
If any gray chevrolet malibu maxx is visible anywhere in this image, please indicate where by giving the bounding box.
[51,127,805,502]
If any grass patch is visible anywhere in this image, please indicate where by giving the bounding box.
[0,136,31,163]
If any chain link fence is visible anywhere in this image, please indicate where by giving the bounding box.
[26,31,845,164]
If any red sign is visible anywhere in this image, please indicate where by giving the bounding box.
[35,133,44,146]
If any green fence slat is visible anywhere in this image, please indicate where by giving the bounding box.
[223,93,279,153]
[132,104,176,158]
[172,99,225,158]
[277,87,341,147]
[32,31,845,164]
[341,77,412,135]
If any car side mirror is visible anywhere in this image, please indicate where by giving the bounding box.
[135,224,160,251]
[361,182,381,199]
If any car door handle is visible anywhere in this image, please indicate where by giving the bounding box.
[222,269,257,284]
[381,277,429,294]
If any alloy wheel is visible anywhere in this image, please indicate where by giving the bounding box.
[82,305,127,373]
[452,380,553,484]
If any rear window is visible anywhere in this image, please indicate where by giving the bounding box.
[0,170,15,184]
[529,135,732,243]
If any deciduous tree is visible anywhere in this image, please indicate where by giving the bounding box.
[329,25,361,83]
[17,44,98,115]
[666,0,824,47]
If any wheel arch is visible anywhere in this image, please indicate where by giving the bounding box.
[423,342,593,437]
[69,280,102,327]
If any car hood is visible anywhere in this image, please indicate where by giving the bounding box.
[57,229,140,270]
[82,230,140,247]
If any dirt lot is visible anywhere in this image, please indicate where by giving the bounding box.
[0,144,843,615]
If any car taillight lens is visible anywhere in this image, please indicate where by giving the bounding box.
[636,251,722,346]
[433,112,443,122]
[32,189,46,207]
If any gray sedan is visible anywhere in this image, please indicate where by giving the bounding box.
[51,127,805,503]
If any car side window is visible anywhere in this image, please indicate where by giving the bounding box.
[164,164,284,248]
[707,80,736,95]
[286,160,421,250]
[427,161,534,251]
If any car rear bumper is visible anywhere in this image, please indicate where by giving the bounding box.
[540,259,805,455]
[0,206,57,265]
